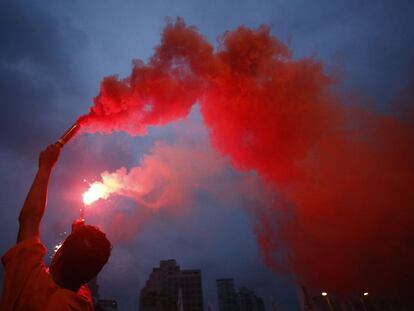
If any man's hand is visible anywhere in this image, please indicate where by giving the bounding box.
[39,143,61,169]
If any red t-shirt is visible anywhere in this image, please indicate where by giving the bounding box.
[0,237,94,310]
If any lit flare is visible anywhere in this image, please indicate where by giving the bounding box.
[82,182,110,205]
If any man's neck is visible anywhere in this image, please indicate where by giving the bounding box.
[51,272,80,292]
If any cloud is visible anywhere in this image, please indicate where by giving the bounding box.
[0,0,87,154]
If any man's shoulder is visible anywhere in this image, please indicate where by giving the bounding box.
[2,237,47,267]
[0,238,53,311]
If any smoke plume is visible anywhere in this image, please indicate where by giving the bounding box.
[80,18,414,297]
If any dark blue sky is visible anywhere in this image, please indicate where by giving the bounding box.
[0,0,413,310]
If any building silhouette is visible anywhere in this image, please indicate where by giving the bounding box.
[216,279,265,311]
[217,279,238,311]
[140,259,204,311]
[238,287,265,311]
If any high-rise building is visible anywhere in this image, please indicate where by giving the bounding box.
[140,259,204,311]
[238,287,265,311]
[216,279,238,311]
[216,279,266,311]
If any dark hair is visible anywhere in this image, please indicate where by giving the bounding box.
[59,225,112,288]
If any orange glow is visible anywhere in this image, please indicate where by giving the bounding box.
[82,182,109,205]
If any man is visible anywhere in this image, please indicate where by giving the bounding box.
[1,143,112,310]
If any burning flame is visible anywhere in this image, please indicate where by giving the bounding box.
[82,169,144,206]
[82,182,110,205]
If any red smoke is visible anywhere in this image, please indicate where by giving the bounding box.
[78,19,212,135]
[88,139,227,242]
[79,18,414,297]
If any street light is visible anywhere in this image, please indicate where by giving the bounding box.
[360,292,369,311]
[321,292,333,311]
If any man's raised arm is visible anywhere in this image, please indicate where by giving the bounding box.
[17,144,61,243]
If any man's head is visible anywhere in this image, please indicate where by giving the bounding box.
[50,225,112,291]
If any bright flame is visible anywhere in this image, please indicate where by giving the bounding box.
[81,169,140,206]
[83,182,110,205]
